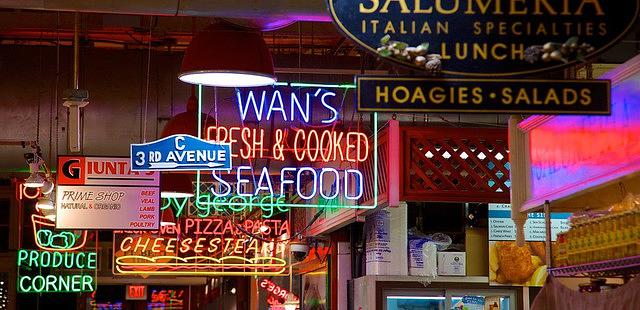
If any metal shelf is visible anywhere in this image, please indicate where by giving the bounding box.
[548,255,640,278]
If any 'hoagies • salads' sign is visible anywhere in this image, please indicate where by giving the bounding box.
[327,0,640,76]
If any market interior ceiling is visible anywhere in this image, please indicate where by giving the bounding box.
[0,4,638,172]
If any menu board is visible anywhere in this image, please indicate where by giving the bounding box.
[488,204,570,287]
[489,204,570,242]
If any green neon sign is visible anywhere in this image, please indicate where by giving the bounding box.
[162,194,290,219]
[17,249,97,293]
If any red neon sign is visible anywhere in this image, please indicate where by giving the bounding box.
[206,126,369,163]
[260,279,298,301]
[150,289,184,305]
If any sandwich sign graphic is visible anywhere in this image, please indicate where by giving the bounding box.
[131,134,231,171]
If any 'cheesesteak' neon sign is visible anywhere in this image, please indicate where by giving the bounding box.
[113,217,290,276]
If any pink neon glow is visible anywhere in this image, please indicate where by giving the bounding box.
[206,125,369,163]
[528,76,640,199]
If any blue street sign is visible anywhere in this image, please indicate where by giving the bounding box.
[130,135,231,171]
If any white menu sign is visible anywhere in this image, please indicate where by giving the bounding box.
[56,156,160,230]
[489,203,570,242]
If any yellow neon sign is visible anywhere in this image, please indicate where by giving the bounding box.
[113,218,290,276]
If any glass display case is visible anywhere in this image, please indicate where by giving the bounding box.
[384,288,515,310]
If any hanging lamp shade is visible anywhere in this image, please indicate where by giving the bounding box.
[160,93,214,138]
[179,22,276,87]
[160,173,194,198]
[159,92,216,199]
[160,208,176,226]
[36,196,54,211]
[24,162,44,188]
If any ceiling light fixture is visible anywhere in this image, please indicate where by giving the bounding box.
[24,162,44,188]
[179,22,276,88]
[36,196,55,211]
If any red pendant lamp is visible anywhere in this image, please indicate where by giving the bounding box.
[160,90,215,199]
[160,208,176,227]
[179,22,277,87]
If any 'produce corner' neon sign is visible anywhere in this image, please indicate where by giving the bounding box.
[16,181,97,294]
[17,249,97,293]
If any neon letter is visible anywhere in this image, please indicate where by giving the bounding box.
[345,169,364,200]
[280,167,297,196]
[297,167,317,200]
[319,168,340,200]
[236,166,252,196]
[320,91,338,124]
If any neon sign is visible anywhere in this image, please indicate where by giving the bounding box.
[206,126,369,162]
[17,249,96,293]
[150,289,184,309]
[236,88,338,124]
[17,182,43,200]
[202,86,378,210]
[32,214,88,251]
[260,278,298,305]
[113,217,290,276]
[162,191,290,219]
[16,180,98,295]
[208,166,363,201]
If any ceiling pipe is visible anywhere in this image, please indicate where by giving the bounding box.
[0,0,331,24]
[62,12,89,153]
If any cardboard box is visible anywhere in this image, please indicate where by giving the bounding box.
[437,252,466,276]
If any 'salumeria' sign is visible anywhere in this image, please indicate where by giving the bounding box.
[328,0,640,76]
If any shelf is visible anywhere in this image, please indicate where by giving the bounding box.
[548,255,640,278]
[359,275,490,284]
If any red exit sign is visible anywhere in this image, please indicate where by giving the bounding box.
[126,284,147,300]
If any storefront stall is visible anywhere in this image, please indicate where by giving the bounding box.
[513,54,640,307]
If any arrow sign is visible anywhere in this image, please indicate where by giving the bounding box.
[130,134,232,171]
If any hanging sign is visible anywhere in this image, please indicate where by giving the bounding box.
[56,156,160,230]
[357,76,610,114]
[113,217,290,276]
[327,0,640,76]
[199,86,378,212]
[130,134,231,171]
